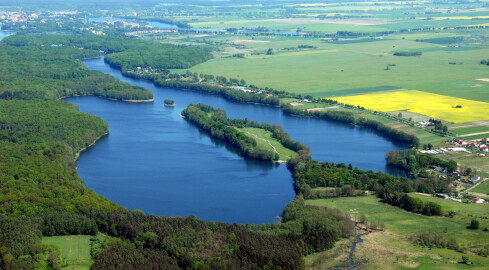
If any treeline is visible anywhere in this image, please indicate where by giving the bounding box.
[394,51,422,56]
[282,104,419,147]
[119,71,280,106]
[377,192,445,216]
[0,34,153,101]
[386,149,457,176]
[181,103,306,161]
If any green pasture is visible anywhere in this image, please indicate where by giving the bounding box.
[237,127,298,161]
[42,235,92,269]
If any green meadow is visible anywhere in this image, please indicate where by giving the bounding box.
[237,127,298,161]
[42,235,93,270]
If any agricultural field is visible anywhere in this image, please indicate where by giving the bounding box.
[190,32,489,105]
[334,90,489,124]
[305,195,489,269]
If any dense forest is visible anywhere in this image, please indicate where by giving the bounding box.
[104,44,213,70]
[0,35,153,101]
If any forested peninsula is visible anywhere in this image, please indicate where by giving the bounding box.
[181,103,307,162]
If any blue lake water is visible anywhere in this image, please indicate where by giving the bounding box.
[66,57,406,224]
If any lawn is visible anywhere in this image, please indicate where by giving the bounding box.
[42,235,93,270]
[237,127,298,161]
[334,90,489,123]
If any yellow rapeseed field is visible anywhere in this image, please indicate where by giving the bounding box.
[334,90,489,123]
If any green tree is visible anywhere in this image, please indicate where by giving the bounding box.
[470,219,479,230]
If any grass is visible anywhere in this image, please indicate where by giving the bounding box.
[451,126,489,136]
[334,90,489,123]
[305,195,489,269]
[472,180,489,195]
[237,127,298,161]
[42,235,93,269]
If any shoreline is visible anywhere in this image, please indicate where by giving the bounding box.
[75,131,109,160]
[122,98,154,103]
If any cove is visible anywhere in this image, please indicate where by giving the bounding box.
[67,57,406,224]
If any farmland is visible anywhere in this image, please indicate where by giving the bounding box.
[333,90,489,124]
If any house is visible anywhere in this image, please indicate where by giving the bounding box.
[470,175,481,183]
[481,146,489,152]
[451,173,460,178]
[434,166,448,173]
[475,197,485,204]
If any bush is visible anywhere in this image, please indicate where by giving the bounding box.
[469,219,480,230]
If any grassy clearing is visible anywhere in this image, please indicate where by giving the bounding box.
[334,90,489,123]
[305,196,489,269]
[237,127,298,161]
[42,235,92,269]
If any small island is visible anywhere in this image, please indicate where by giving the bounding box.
[164,99,177,107]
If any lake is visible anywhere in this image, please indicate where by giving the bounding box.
[66,57,406,224]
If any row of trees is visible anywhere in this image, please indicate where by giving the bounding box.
[282,103,419,147]
[378,191,445,216]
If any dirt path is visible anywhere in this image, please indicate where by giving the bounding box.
[464,178,488,193]
[449,120,489,130]
[460,131,489,137]
[242,131,289,159]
